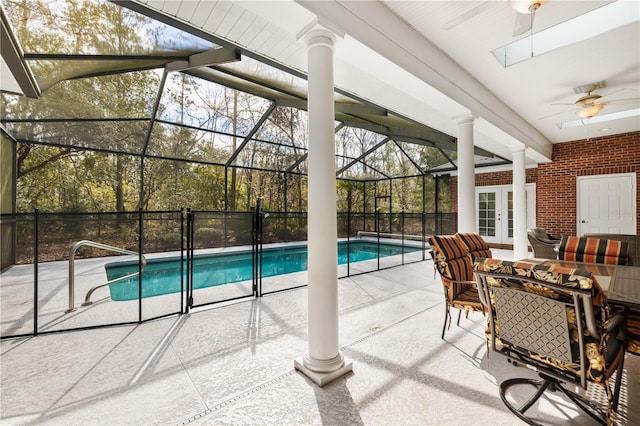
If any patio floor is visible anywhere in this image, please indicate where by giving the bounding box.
[1,249,638,425]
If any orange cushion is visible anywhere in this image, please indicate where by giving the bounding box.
[456,232,490,252]
[456,233,492,261]
[429,235,468,261]
[559,236,628,265]
[438,256,474,282]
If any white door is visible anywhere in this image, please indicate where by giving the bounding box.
[476,184,536,244]
[577,173,636,235]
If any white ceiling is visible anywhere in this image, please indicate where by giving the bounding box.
[380,0,640,142]
[90,1,640,165]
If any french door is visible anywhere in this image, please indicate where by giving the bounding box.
[476,184,536,244]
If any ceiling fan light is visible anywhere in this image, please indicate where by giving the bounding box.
[509,0,531,14]
[509,0,546,14]
[577,103,604,119]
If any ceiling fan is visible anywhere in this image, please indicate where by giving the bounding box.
[573,89,607,119]
[540,81,639,121]
[510,0,547,36]
[442,0,547,37]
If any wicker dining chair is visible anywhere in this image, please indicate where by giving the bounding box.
[527,228,560,259]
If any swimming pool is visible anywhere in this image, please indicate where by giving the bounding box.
[105,241,421,301]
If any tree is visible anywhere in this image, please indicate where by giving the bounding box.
[4,0,162,212]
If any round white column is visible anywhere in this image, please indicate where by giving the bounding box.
[456,115,476,233]
[512,148,528,260]
[294,27,351,386]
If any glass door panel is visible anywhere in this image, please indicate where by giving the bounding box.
[476,185,536,245]
[477,190,501,243]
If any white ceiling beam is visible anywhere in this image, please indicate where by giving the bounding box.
[0,5,40,98]
[296,0,553,160]
[166,47,240,72]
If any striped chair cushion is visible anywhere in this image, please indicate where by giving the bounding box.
[438,256,474,282]
[429,235,468,261]
[456,232,490,252]
[437,256,475,303]
[558,236,629,265]
[469,248,492,260]
[430,235,477,306]
[456,232,492,261]
[450,286,483,310]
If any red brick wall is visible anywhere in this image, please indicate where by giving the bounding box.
[451,131,640,237]
[474,169,538,186]
[537,131,640,237]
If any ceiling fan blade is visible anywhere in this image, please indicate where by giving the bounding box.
[442,1,493,30]
[606,97,640,104]
[599,87,640,102]
[538,108,576,120]
[512,12,532,36]
[598,88,627,100]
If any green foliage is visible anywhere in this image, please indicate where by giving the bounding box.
[5,0,158,212]
[153,231,182,251]
[3,0,454,217]
[194,227,224,246]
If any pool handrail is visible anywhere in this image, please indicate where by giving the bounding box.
[67,240,147,312]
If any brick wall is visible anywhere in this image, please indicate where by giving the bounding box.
[537,131,640,237]
[451,131,640,237]
[474,169,538,186]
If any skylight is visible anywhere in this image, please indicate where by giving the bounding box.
[492,1,640,67]
[556,108,640,129]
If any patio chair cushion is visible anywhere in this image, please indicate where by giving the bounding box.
[584,233,638,266]
[558,236,629,265]
[438,256,474,282]
[456,232,492,260]
[430,234,468,261]
[450,285,483,311]
[429,235,480,309]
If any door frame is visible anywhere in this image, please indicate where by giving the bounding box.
[576,172,636,236]
[476,184,536,245]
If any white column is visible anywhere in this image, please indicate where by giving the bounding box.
[294,26,352,387]
[456,115,476,233]
[512,148,528,260]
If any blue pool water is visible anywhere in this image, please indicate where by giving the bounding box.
[105,241,420,301]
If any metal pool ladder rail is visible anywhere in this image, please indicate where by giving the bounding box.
[67,240,147,312]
